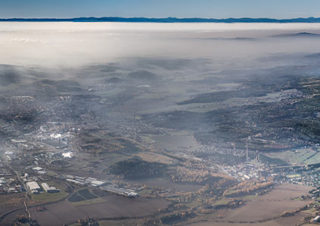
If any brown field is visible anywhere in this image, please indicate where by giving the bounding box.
[24,195,169,226]
[0,193,25,214]
[190,213,309,226]
[1,184,312,226]
[187,184,312,226]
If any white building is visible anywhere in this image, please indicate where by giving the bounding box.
[32,167,43,171]
[90,180,105,187]
[41,183,59,193]
[26,181,41,194]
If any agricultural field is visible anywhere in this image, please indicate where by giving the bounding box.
[30,190,69,204]
[266,148,320,166]
[27,194,170,226]
[68,188,103,203]
[0,193,25,216]
[185,184,312,226]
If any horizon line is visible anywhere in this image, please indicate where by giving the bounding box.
[1,16,320,23]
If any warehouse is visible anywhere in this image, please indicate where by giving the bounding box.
[26,181,41,194]
[41,183,60,193]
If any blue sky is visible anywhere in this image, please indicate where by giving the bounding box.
[0,0,320,18]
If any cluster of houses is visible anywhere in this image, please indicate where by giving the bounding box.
[0,165,23,194]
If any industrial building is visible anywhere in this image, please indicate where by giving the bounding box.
[26,181,41,194]
[100,185,138,198]
[41,183,60,193]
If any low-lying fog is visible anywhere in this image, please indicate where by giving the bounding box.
[2,22,320,152]
[2,22,320,67]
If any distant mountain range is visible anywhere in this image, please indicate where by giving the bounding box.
[1,17,320,23]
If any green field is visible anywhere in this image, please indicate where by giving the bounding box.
[31,190,68,203]
[266,148,320,166]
